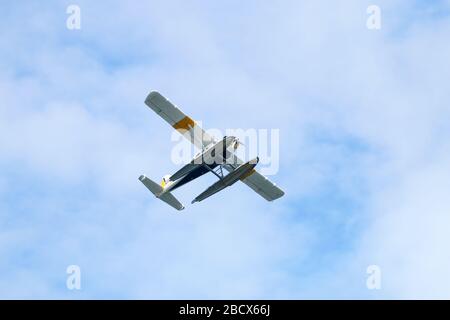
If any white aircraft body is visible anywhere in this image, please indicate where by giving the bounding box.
[139,91,284,210]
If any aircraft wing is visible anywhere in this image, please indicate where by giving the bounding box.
[145,91,215,149]
[224,155,284,201]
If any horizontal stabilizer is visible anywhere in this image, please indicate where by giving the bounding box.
[139,175,185,211]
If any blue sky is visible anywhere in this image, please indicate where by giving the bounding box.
[1,0,450,299]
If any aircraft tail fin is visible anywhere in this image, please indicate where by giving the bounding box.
[139,175,185,211]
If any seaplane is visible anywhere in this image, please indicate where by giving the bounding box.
[139,91,285,210]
